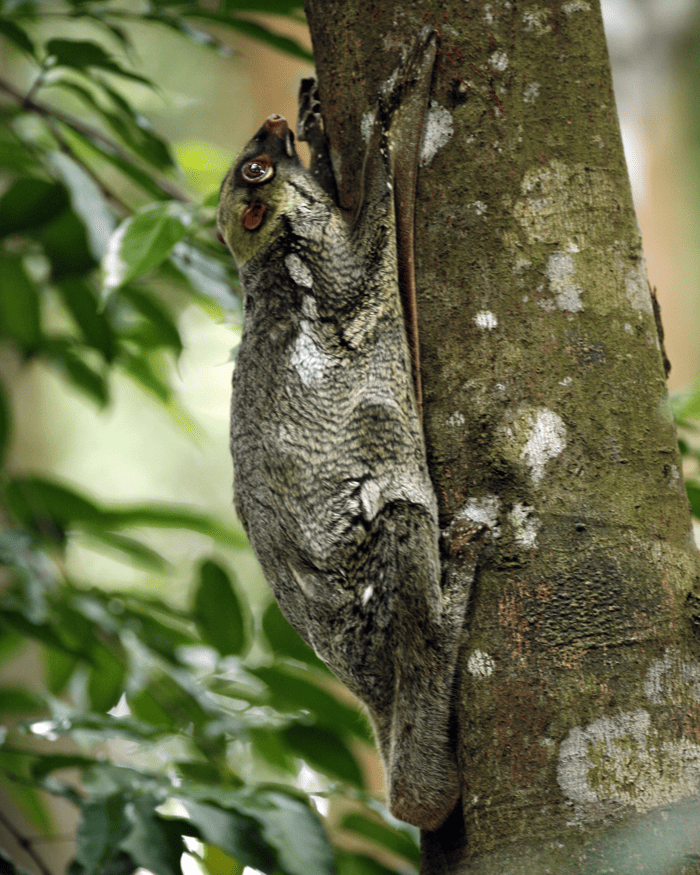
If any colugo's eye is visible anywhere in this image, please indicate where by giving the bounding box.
[242,155,274,184]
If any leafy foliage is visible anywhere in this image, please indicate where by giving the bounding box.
[0,3,419,873]
[674,387,700,520]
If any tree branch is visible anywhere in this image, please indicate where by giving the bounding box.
[0,808,55,875]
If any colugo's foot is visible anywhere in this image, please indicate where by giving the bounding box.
[297,77,337,202]
[297,77,324,144]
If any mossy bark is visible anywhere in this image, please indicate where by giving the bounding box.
[303,1,700,871]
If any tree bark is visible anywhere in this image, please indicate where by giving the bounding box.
[303,1,700,872]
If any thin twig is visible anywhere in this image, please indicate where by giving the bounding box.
[0,75,191,203]
[0,808,55,875]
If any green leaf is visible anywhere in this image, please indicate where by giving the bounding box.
[127,688,177,731]
[118,286,183,353]
[118,351,172,403]
[109,597,195,662]
[29,710,164,742]
[0,610,84,659]
[41,339,109,407]
[0,178,68,238]
[200,844,245,875]
[339,813,420,866]
[40,207,97,279]
[0,19,35,55]
[182,785,335,875]
[82,530,168,571]
[49,151,116,258]
[97,79,174,170]
[142,12,229,55]
[3,475,105,533]
[182,11,313,62]
[686,482,700,518]
[0,686,43,715]
[3,475,244,548]
[30,753,102,781]
[261,600,329,671]
[0,380,9,467]
[99,504,246,547]
[169,241,240,311]
[248,728,296,773]
[88,645,127,713]
[335,850,397,875]
[251,664,371,744]
[102,204,193,293]
[56,278,117,361]
[281,723,365,787]
[675,384,700,424]
[127,670,214,733]
[244,787,335,875]
[74,792,133,875]
[45,648,79,694]
[119,797,187,875]
[45,38,153,86]
[181,800,276,872]
[62,124,171,201]
[0,252,41,351]
[194,560,248,656]
[0,120,39,173]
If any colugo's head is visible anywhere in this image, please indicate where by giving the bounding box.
[217,114,303,268]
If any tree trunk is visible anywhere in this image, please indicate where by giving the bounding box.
[303,0,700,871]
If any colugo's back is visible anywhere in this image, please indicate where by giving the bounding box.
[217,28,472,830]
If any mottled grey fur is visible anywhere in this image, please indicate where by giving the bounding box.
[217,28,472,830]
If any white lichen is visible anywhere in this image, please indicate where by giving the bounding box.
[457,494,501,536]
[474,311,498,330]
[509,503,540,548]
[420,101,453,166]
[523,82,540,104]
[644,650,700,705]
[447,411,466,427]
[521,409,566,485]
[514,160,618,246]
[546,250,584,312]
[490,50,509,72]
[468,650,496,678]
[513,256,532,274]
[557,708,700,813]
[523,10,551,36]
[562,0,591,12]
